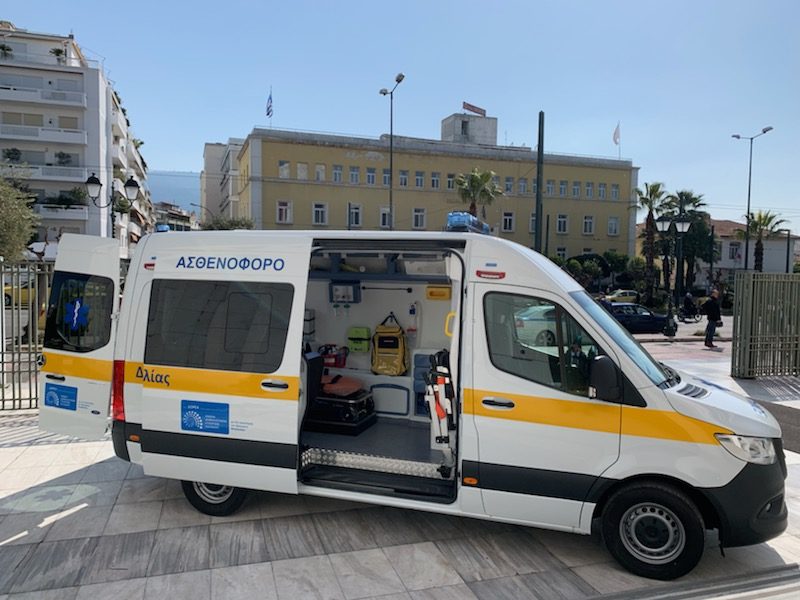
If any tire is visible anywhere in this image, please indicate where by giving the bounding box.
[181,480,248,516]
[601,482,705,580]
[692,313,702,323]
[536,330,556,346]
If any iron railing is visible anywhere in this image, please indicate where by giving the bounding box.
[731,271,800,378]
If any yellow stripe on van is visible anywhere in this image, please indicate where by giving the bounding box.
[125,362,299,401]
[41,352,112,381]
[464,388,731,445]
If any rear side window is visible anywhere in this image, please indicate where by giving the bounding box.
[44,271,115,353]
[145,280,294,373]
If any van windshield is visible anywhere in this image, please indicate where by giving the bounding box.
[570,291,668,386]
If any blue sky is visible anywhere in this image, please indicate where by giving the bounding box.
[5,0,799,226]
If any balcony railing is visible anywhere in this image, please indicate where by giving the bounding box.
[0,51,98,69]
[0,85,86,106]
[33,204,89,221]
[0,124,87,145]
[0,163,87,181]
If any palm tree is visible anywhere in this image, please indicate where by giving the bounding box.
[635,182,667,303]
[663,190,707,292]
[455,168,502,218]
[750,210,786,272]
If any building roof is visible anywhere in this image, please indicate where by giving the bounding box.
[636,218,796,240]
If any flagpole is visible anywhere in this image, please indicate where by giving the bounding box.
[269,86,272,128]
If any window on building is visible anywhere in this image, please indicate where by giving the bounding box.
[518,178,527,195]
[502,212,515,232]
[2,112,44,126]
[380,207,391,229]
[349,204,362,228]
[144,280,293,374]
[312,202,328,225]
[332,165,342,183]
[399,170,408,187]
[366,167,376,185]
[461,120,469,136]
[278,160,290,179]
[598,183,606,199]
[611,184,620,200]
[529,212,537,233]
[556,247,567,260]
[383,168,390,186]
[607,216,620,236]
[572,181,581,198]
[533,180,538,195]
[296,163,308,180]
[583,216,594,235]
[58,116,78,130]
[413,207,426,229]
[493,175,500,187]
[583,247,593,254]
[315,164,326,181]
[559,180,567,197]
[349,166,360,184]
[557,214,568,234]
[585,182,594,199]
[431,172,440,189]
[505,177,514,193]
[276,201,292,224]
[415,171,424,188]
[447,174,455,189]
[729,242,741,260]
[546,180,555,196]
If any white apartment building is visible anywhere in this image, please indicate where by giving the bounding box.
[201,138,243,219]
[0,20,153,258]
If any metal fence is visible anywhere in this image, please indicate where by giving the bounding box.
[1,261,54,409]
[731,271,800,378]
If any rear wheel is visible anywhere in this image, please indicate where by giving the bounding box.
[601,482,705,580]
[536,330,556,346]
[181,480,248,516]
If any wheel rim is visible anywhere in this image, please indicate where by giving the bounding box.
[536,331,555,346]
[192,482,235,504]
[619,502,686,565]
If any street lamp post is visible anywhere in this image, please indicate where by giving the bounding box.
[655,216,677,338]
[190,202,214,224]
[85,172,139,239]
[656,213,692,338]
[732,126,773,270]
[379,72,404,231]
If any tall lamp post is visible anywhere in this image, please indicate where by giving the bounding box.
[379,72,404,231]
[85,172,139,239]
[732,126,773,270]
[190,202,214,225]
[656,214,692,338]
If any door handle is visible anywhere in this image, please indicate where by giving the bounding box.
[481,397,515,409]
[261,379,289,390]
[45,374,66,382]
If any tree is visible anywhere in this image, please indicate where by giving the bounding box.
[750,210,786,272]
[635,182,667,304]
[0,178,39,262]
[662,190,707,291]
[201,216,255,230]
[565,259,583,281]
[603,251,629,289]
[581,259,602,291]
[455,168,502,217]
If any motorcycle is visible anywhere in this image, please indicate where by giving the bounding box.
[677,306,702,323]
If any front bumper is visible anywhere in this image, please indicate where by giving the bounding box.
[699,439,788,547]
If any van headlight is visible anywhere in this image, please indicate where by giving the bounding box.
[715,434,776,465]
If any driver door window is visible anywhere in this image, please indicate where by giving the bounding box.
[484,292,604,397]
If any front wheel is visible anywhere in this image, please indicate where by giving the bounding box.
[601,482,705,580]
[181,480,248,516]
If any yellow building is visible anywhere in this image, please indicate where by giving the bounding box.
[235,114,639,258]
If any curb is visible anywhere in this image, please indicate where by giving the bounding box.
[637,337,734,344]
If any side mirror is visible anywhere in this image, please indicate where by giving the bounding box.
[589,355,621,402]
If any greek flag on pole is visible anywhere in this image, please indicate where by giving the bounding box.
[613,122,620,145]
[266,92,273,118]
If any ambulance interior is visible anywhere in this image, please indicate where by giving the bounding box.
[298,240,464,503]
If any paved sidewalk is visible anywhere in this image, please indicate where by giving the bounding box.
[0,342,798,599]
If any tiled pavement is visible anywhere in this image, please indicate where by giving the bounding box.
[1,340,799,599]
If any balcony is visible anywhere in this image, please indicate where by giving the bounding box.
[111,109,127,137]
[0,85,87,107]
[0,51,97,69]
[0,124,87,145]
[33,204,89,221]
[0,163,86,182]
[127,221,142,237]
[112,142,129,168]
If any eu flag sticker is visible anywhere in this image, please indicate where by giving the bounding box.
[181,400,229,435]
[44,383,78,411]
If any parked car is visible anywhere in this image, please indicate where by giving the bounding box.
[3,280,34,307]
[609,302,675,334]
[514,304,557,346]
[606,289,640,303]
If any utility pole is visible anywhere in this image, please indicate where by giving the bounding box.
[534,111,544,252]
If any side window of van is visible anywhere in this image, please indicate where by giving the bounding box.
[484,292,603,397]
[44,271,115,353]
[145,280,294,373]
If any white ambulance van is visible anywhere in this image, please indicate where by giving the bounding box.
[39,231,786,580]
